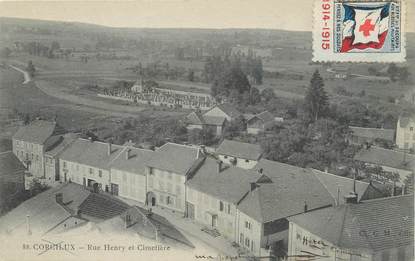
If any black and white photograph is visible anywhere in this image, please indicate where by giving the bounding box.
[0,1,414,260]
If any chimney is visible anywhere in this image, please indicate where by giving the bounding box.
[88,136,93,142]
[324,167,329,173]
[344,192,358,204]
[304,201,308,212]
[217,160,223,173]
[55,193,63,204]
[125,148,131,160]
[108,142,112,155]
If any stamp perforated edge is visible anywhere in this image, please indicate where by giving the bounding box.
[312,0,406,63]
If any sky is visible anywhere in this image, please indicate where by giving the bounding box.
[0,0,414,32]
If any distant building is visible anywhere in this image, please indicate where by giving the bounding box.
[288,195,414,261]
[185,111,227,136]
[0,151,26,211]
[396,114,415,151]
[354,146,415,186]
[246,111,279,134]
[216,139,262,169]
[12,120,64,181]
[204,103,242,122]
[145,143,204,214]
[348,126,395,146]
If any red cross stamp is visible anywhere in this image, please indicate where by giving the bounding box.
[313,0,406,62]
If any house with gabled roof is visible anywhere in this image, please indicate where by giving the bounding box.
[287,195,414,261]
[234,159,334,257]
[12,120,65,181]
[204,103,242,122]
[354,146,415,186]
[0,182,129,236]
[186,158,261,239]
[216,139,262,169]
[59,138,125,193]
[109,146,154,204]
[185,111,227,136]
[145,143,205,214]
[246,111,278,134]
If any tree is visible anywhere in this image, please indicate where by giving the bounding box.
[304,70,329,122]
[188,128,216,146]
[187,70,195,82]
[261,88,276,102]
[26,60,36,77]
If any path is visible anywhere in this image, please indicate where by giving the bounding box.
[5,64,186,118]
[9,65,31,84]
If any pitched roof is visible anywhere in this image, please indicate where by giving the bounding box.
[216,139,262,160]
[238,159,334,223]
[247,111,275,123]
[288,195,414,252]
[45,133,78,157]
[12,120,57,144]
[215,103,241,118]
[147,143,201,175]
[78,192,129,220]
[0,151,26,177]
[310,169,370,204]
[349,126,395,142]
[186,112,204,125]
[110,147,154,175]
[354,146,415,171]
[187,158,260,203]
[0,183,91,235]
[202,115,226,126]
[399,113,415,128]
[59,139,124,170]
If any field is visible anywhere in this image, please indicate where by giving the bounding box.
[1,17,414,141]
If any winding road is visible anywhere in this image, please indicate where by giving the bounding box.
[9,65,31,84]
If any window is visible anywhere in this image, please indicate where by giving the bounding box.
[224,155,228,159]
[410,127,414,131]
[219,201,224,211]
[89,168,93,174]
[245,159,249,163]
[126,214,131,223]
[167,196,174,205]
[251,240,254,252]
[245,238,250,248]
[227,204,231,214]
[148,167,154,175]
[245,221,251,229]
[63,161,67,168]
[98,170,102,177]
[240,233,244,244]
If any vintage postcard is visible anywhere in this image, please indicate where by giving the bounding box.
[0,1,414,261]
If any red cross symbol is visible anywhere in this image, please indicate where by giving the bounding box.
[359,19,375,37]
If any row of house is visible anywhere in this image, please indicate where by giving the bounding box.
[185,103,283,136]
[11,120,402,258]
